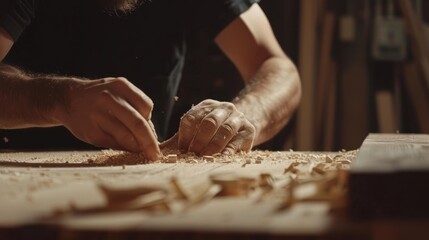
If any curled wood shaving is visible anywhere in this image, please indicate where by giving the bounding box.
[44,150,358,216]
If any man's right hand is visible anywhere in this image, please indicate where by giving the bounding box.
[59,77,160,161]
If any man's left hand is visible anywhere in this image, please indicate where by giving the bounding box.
[177,99,255,155]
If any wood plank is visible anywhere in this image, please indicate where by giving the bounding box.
[296,0,318,150]
[315,12,336,150]
[398,0,429,92]
[0,150,359,239]
[337,0,371,150]
[323,61,338,150]
[375,90,397,133]
[349,133,429,219]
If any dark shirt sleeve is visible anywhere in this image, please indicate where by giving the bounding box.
[188,0,260,39]
[0,0,37,41]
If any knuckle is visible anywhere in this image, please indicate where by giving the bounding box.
[237,111,245,118]
[114,77,128,84]
[246,122,256,133]
[99,89,113,100]
[98,78,110,84]
[146,99,154,111]
[181,114,196,126]
[116,77,128,82]
[110,77,129,88]
[220,123,235,136]
[201,117,217,129]
[222,102,235,111]
[201,99,216,105]
[132,118,146,131]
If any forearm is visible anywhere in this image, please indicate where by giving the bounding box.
[0,64,75,129]
[233,57,301,145]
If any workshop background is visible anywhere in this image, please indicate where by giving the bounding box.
[1,0,428,152]
[174,0,429,152]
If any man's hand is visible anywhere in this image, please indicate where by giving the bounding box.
[177,99,255,155]
[61,77,160,161]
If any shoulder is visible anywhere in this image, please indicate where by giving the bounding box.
[186,0,260,39]
[0,0,41,41]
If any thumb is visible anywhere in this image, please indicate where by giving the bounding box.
[160,133,179,151]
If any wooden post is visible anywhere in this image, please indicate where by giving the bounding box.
[296,0,318,150]
[398,0,429,92]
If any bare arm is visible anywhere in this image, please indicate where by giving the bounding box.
[172,4,301,155]
[0,26,59,128]
[215,4,301,146]
[0,27,160,160]
[0,64,75,128]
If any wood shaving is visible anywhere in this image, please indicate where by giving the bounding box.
[0,149,359,219]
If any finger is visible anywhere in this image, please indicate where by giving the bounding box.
[96,112,141,152]
[105,77,154,120]
[222,122,255,155]
[103,93,160,161]
[178,106,213,152]
[82,123,123,150]
[159,133,179,151]
[187,108,230,154]
[148,120,158,141]
[200,113,242,156]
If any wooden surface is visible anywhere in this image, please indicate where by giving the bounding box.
[0,150,362,239]
[2,136,429,239]
[349,133,429,219]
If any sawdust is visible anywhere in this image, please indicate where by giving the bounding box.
[90,148,358,168]
[82,149,358,214]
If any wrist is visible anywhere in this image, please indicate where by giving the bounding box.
[234,95,267,144]
[34,77,81,126]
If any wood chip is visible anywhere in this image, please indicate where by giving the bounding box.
[98,184,164,204]
[284,163,298,174]
[166,154,177,163]
[312,163,326,175]
[185,159,198,164]
[183,185,222,211]
[203,156,214,162]
[325,156,333,163]
[336,159,352,164]
[170,177,188,200]
[259,173,274,190]
[210,173,243,196]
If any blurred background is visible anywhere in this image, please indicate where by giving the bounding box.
[1,0,428,152]
[173,0,429,152]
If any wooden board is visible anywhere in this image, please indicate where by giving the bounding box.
[349,134,429,219]
[0,150,361,239]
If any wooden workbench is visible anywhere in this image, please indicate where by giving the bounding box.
[3,134,429,239]
[0,150,367,239]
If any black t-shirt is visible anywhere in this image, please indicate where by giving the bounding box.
[0,0,258,150]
